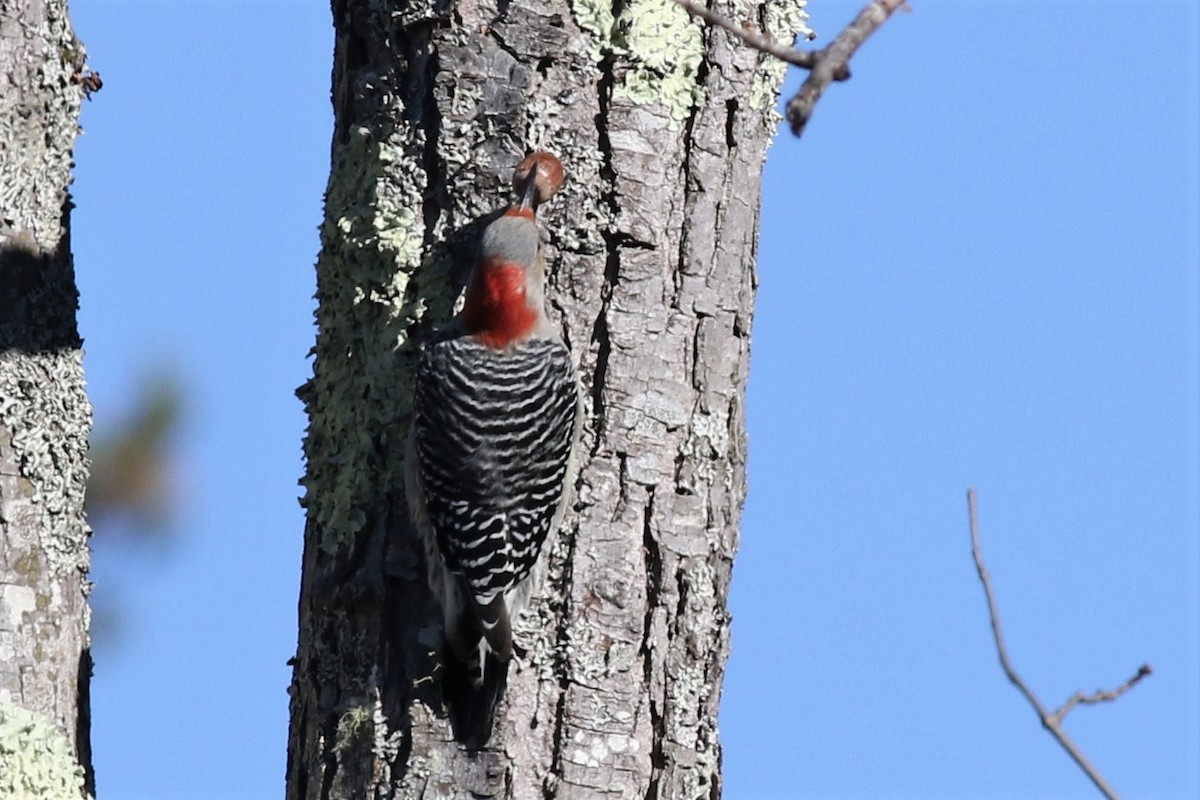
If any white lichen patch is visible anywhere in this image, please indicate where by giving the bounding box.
[0,584,37,621]
[567,728,639,767]
[373,695,403,763]
[665,662,710,749]
[0,703,85,800]
[0,3,85,245]
[678,406,731,488]
[0,351,92,578]
[524,94,563,154]
[446,77,485,121]
[546,144,610,254]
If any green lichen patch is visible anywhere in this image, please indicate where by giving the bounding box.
[614,0,704,124]
[571,0,705,126]
[303,123,437,553]
[333,704,374,754]
[0,704,85,800]
[570,0,618,58]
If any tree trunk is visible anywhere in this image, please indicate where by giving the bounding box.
[288,0,809,796]
[0,0,93,796]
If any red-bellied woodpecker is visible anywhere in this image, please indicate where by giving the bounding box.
[404,152,578,746]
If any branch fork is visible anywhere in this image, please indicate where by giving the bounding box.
[968,489,1151,800]
[673,0,907,136]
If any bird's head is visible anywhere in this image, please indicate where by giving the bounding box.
[460,152,564,349]
[508,151,565,218]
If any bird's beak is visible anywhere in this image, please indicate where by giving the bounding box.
[517,169,539,212]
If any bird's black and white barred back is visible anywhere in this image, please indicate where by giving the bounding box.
[406,330,579,744]
[412,335,577,649]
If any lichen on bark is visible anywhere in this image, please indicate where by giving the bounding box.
[0,704,86,800]
[1,0,94,795]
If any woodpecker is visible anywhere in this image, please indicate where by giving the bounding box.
[405,152,577,746]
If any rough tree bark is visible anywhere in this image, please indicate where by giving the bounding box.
[0,0,94,796]
[288,0,811,796]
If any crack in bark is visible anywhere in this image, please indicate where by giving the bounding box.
[319,695,340,799]
[543,520,580,800]
[290,710,309,799]
[589,52,620,456]
[419,38,445,248]
[589,269,614,456]
[723,99,738,149]
[332,6,367,145]
[77,648,94,796]
[670,47,707,346]
[384,507,418,796]
[689,322,703,395]
[640,487,664,800]
[489,20,522,66]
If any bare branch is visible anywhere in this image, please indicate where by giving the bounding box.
[672,0,906,138]
[786,0,907,136]
[670,0,821,69]
[968,488,1149,800]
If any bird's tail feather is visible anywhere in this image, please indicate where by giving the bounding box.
[442,626,509,748]
[474,594,513,661]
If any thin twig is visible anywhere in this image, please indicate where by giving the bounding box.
[1050,664,1153,726]
[671,0,821,69]
[786,0,907,136]
[968,488,1149,800]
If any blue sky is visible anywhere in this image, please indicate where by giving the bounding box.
[70,1,1198,798]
